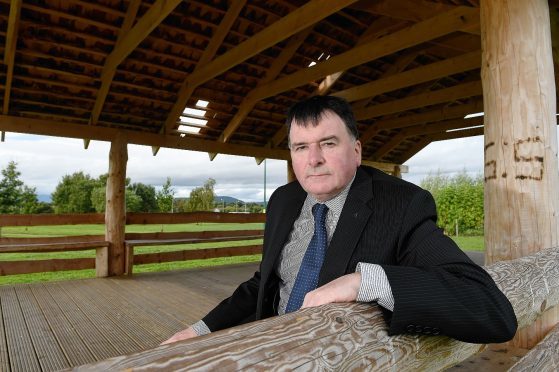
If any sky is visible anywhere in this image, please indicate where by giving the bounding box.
[0,131,496,203]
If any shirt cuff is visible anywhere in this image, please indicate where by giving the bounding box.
[191,320,211,336]
[356,262,395,311]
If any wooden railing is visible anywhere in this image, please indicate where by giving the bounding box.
[73,247,559,371]
[0,212,265,277]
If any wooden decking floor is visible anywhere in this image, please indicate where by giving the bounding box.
[0,262,258,371]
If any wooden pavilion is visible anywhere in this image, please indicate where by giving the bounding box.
[0,0,558,369]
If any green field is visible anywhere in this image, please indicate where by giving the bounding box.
[0,223,483,286]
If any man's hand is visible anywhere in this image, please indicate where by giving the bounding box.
[301,272,361,309]
[161,326,198,345]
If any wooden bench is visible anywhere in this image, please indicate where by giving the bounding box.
[0,236,110,277]
[124,229,264,275]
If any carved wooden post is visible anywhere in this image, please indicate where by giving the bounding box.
[105,132,128,276]
[481,0,559,348]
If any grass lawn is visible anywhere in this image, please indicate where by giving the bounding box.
[0,223,483,286]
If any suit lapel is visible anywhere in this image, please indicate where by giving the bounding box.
[319,167,373,285]
[260,184,306,281]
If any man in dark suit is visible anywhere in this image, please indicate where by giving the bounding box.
[163,95,516,345]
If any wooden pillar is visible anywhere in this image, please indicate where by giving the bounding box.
[392,165,402,179]
[104,133,128,276]
[481,0,559,348]
[287,160,296,183]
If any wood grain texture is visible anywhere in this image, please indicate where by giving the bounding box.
[72,247,559,371]
[509,323,559,371]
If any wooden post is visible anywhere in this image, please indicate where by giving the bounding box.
[481,0,559,348]
[104,133,128,276]
[393,165,402,178]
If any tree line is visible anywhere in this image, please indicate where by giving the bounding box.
[420,170,484,236]
[0,161,264,214]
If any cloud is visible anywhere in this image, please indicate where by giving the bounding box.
[0,134,286,202]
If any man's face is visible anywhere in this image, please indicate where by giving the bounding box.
[289,111,361,201]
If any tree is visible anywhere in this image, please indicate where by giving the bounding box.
[187,178,216,211]
[128,182,158,212]
[0,161,40,213]
[51,172,98,213]
[156,177,175,212]
[421,171,484,235]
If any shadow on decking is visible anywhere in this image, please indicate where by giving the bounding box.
[0,262,258,371]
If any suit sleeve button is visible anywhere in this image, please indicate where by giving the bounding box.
[406,324,415,332]
[423,327,432,335]
[415,325,424,333]
[432,328,440,335]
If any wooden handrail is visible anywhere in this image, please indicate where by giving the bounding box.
[0,212,266,227]
[73,247,559,371]
[509,323,559,371]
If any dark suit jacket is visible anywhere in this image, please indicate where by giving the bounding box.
[203,166,517,343]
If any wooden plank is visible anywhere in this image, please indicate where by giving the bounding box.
[0,258,94,276]
[0,213,104,226]
[0,235,105,245]
[0,241,109,253]
[30,284,97,366]
[0,286,42,371]
[3,0,22,115]
[59,281,149,354]
[0,290,8,372]
[126,235,263,247]
[14,286,70,371]
[43,283,121,360]
[133,244,262,265]
[71,279,181,343]
[127,212,266,225]
[509,323,559,371]
[124,229,264,241]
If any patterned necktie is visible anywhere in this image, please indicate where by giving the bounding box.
[285,203,329,313]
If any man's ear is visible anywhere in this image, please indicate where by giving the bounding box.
[355,140,362,166]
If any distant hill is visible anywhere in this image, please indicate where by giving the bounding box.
[214,196,243,204]
[38,194,51,203]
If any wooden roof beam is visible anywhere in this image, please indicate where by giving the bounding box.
[89,0,180,126]
[0,115,404,174]
[351,0,480,35]
[184,0,359,89]
[250,6,480,102]
[333,50,481,102]
[354,80,482,121]
[219,27,312,144]
[360,99,484,144]
[157,0,246,156]
[371,116,484,159]
[3,0,22,115]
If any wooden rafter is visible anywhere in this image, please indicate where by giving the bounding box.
[89,0,181,126]
[249,7,479,102]
[360,99,484,144]
[161,0,247,139]
[219,27,313,143]
[183,0,359,89]
[3,0,22,115]
[354,80,482,121]
[333,51,480,102]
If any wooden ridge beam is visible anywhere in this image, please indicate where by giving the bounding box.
[333,50,481,102]
[89,0,179,125]
[354,80,482,121]
[250,6,480,102]
[185,0,358,89]
[220,28,312,143]
[3,0,22,115]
